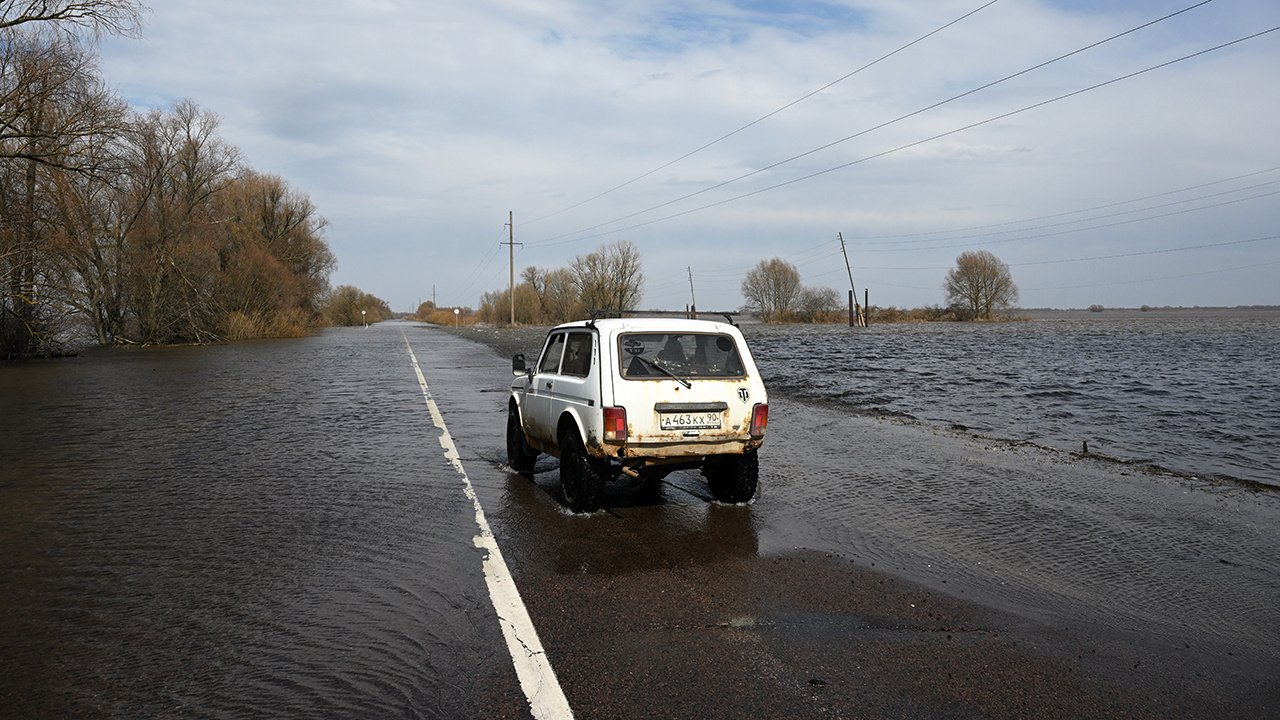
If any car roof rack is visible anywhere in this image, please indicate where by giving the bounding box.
[584,309,739,327]
[583,308,742,327]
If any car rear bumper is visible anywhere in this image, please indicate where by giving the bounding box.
[590,437,762,460]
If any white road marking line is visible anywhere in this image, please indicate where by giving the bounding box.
[403,334,573,720]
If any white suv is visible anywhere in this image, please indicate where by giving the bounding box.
[507,317,769,512]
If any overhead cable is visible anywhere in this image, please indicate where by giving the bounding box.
[521,0,1004,227]
[1025,257,1280,291]
[852,165,1280,242]
[530,0,1219,248]
[533,25,1280,248]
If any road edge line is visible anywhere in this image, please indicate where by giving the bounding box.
[403,333,573,720]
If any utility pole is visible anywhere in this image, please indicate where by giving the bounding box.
[838,232,864,327]
[687,266,697,318]
[432,284,436,308]
[502,211,521,325]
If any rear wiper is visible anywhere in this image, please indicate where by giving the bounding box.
[635,355,691,389]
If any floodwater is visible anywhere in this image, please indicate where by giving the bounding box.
[745,311,1280,487]
[0,331,524,718]
[2,320,1278,718]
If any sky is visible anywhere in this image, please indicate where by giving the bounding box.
[96,0,1280,312]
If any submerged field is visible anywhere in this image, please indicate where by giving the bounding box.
[459,310,1280,488]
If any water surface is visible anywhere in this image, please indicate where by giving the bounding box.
[745,311,1280,486]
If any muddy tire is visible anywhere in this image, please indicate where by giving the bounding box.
[704,451,758,503]
[560,430,606,513]
[506,404,537,474]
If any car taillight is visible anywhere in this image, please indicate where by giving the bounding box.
[750,403,768,438]
[603,406,627,443]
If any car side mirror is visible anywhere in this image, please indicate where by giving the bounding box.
[512,353,527,376]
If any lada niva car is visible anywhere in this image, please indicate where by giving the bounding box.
[507,317,768,512]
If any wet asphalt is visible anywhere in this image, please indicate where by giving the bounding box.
[415,322,1278,719]
[2,320,1277,719]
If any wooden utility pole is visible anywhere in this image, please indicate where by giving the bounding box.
[687,266,697,318]
[502,211,521,325]
[838,232,865,327]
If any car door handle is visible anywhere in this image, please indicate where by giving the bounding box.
[545,382,553,389]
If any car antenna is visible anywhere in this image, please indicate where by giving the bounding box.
[721,312,737,327]
[588,308,602,328]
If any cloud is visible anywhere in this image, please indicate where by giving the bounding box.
[98,0,1280,311]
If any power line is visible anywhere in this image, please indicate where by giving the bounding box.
[455,227,508,299]
[1025,257,1280,291]
[529,0,1218,248]
[521,0,1004,228]
[851,165,1280,243]
[802,233,1280,278]
[660,169,1280,285]
[1015,234,1279,267]
[635,176,1278,305]
[531,26,1280,249]
[855,186,1280,254]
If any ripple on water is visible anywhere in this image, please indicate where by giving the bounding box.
[744,315,1280,486]
[0,328,513,718]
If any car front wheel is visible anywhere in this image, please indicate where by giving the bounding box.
[703,451,758,503]
[506,403,538,474]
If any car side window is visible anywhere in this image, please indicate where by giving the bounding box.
[539,333,565,374]
[560,332,593,377]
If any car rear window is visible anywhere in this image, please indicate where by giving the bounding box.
[618,333,744,379]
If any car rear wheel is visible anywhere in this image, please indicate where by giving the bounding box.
[704,451,758,503]
[506,404,538,474]
[560,430,607,513]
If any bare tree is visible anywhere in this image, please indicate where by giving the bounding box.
[323,284,390,327]
[944,249,1018,320]
[0,1,145,37]
[0,10,343,354]
[571,240,644,314]
[212,169,333,318]
[541,267,580,323]
[520,265,547,318]
[795,286,840,323]
[740,257,801,322]
[120,100,240,343]
[1,32,124,355]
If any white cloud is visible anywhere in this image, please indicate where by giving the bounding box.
[97,0,1280,311]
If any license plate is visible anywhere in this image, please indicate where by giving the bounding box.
[660,412,722,430]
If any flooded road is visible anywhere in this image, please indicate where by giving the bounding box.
[3,321,1278,718]
[1,330,526,718]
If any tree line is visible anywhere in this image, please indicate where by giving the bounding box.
[742,249,1019,323]
[740,258,843,323]
[2,2,339,358]
[450,243,1017,328]
[464,240,644,325]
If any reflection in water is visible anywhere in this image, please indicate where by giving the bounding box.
[497,462,760,578]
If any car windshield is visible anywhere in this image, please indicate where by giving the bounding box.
[618,332,744,379]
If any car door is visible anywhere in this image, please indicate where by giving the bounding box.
[524,331,565,449]
[534,330,598,447]
[546,330,598,440]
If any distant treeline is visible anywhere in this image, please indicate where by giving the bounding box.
[2,7,337,358]
[463,240,644,325]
